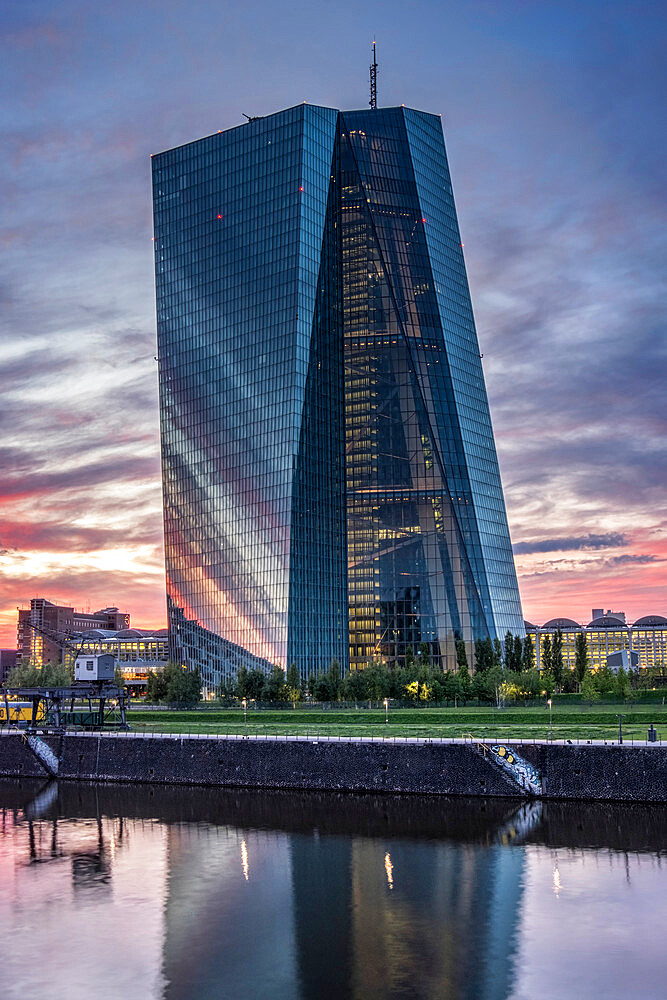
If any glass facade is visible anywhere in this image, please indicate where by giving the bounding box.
[340,108,523,670]
[153,104,524,686]
[153,105,347,691]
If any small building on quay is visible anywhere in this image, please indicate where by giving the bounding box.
[525,611,667,673]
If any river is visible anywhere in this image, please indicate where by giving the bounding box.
[1,780,665,999]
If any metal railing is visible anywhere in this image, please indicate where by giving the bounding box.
[0,725,663,747]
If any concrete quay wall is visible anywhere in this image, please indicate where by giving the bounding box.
[0,732,665,802]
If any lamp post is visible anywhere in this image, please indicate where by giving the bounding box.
[547,698,553,740]
[617,713,625,745]
[242,697,247,737]
[384,697,389,724]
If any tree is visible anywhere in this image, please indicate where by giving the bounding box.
[147,668,169,702]
[443,671,462,705]
[313,671,331,702]
[343,669,368,702]
[541,634,553,675]
[581,670,599,704]
[418,642,432,667]
[457,662,472,704]
[6,661,40,688]
[327,659,342,701]
[429,673,445,703]
[521,636,535,672]
[286,663,301,703]
[504,631,514,669]
[236,665,250,699]
[246,669,267,701]
[6,659,73,689]
[474,637,494,673]
[455,639,468,670]
[574,632,589,685]
[492,638,503,669]
[405,679,419,701]
[155,662,201,706]
[503,632,522,672]
[614,665,630,701]
[262,665,287,702]
[365,662,391,700]
[552,628,564,687]
[472,668,495,704]
[596,666,615,697]
[540,670,555,698]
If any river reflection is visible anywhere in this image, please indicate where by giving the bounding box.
[1,780,666,1000]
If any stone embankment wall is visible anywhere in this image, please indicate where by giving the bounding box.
[0,732,665,802]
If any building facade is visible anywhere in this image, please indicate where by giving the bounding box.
[69,628,169,692]
[153,104,524,688]
[526,612,667,672]
[0,649,19,685]
[17,598,131,667]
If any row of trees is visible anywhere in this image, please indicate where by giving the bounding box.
[210,658,552,706]
[539,629,590,691]
[146,662,202,705]
[5,660,73,688]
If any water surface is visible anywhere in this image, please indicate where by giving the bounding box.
[1,780,665,1000]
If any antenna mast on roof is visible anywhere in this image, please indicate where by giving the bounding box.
[369,40,378,109]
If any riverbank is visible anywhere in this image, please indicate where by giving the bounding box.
[1,730,666,802]
[126,703,667,743]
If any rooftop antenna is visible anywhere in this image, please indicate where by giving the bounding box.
[369,40,378,109]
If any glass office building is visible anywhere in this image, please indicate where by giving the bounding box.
[153,104,523,686]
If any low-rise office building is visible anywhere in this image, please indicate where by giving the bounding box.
[70,628,169,692]
[525,611,667,672]
[17,598,131,666]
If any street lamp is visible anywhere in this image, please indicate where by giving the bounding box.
[384,697,389,724]
[242,697,247,736]
[547,698,553,739]
[617,713,626,745]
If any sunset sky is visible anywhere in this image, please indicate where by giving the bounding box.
[1,0,665,647]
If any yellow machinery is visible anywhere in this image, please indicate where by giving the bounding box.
[0,701,46,725]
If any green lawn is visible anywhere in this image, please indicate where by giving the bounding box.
[125,704,667,743]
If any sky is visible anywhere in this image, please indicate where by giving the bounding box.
[1,0,665,646]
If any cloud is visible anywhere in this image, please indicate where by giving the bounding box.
[1,0,666,644]
[607,554,659,566]
[513,533,627,555]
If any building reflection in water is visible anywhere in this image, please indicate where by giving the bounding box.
[1,783,667,1000]
[288,834,523,1000]
[0,784,168,1000]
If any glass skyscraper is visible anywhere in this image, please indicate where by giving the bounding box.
[152,103,523,689]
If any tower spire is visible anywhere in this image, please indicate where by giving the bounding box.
[369,40,378,109]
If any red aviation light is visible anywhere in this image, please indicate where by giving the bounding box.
[299,186,304,192]
[422,218,426,223]
[217,214,222,219]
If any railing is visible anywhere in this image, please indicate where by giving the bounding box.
[0,725,662,747]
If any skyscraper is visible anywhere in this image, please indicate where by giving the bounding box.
[152,102,523,689]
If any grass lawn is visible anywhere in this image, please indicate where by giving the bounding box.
[125,704,667,743]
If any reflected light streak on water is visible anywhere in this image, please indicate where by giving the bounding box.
[384,851,394,889]
[240,837,249,881]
